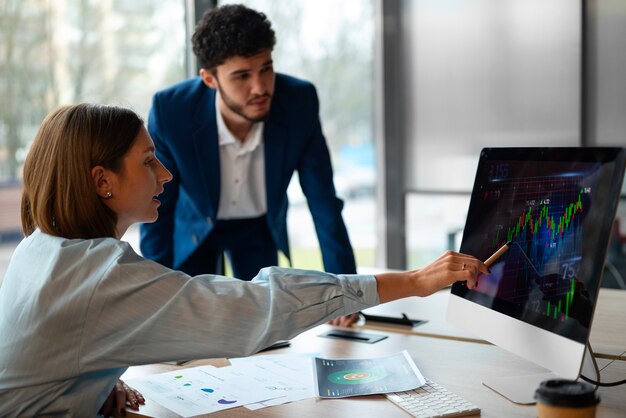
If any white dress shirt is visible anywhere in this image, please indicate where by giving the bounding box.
[215,94,267,219]
[0,229,377,416]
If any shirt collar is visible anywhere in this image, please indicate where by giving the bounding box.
[216,91,264,152]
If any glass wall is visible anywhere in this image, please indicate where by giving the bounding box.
[588,0,626,288]
[0,0,186,279]
[403,0,581,268]
[220,0,377,270]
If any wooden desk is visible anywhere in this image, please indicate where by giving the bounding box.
[122,324,626,418]
[359,288,626,360]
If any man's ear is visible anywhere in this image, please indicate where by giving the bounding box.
[91,166,113,199]
[200,68,218,89]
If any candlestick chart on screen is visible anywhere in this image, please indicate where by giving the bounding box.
[477,172,592,324]
[456,148,626,344]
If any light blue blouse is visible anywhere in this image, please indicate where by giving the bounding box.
[0,230,377,417]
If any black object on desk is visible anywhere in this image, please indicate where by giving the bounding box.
[361,312,427,327]
[258,340,291,352]
[318,329,388,344]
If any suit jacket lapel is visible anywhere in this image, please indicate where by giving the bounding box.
[192,87,220,218]
[264,104,288,216]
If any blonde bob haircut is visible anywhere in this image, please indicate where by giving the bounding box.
[21,103,143,239]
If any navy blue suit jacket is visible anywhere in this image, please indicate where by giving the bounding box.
[140,74,356,274]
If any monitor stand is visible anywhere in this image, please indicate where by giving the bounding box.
[481,343,598,405]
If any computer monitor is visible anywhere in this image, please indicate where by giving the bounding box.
[447,147,626,404]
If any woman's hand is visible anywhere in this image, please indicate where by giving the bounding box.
[100,379,145,417]
[375,251,489,303]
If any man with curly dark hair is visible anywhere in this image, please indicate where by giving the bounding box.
[140,4,359,326]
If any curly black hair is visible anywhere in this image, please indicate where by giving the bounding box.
[192,4,276,73]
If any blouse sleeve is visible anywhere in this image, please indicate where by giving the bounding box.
[78,243,378,373]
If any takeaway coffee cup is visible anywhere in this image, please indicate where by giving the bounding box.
[534,379,600,418]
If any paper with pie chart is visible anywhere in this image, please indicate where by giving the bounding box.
[313,350,425,398]
[127,364,282,417]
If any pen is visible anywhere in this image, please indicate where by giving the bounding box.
[484,241,511,267]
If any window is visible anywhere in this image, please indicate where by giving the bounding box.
[0,0,186,280]
[220,0,377,270]
[404,0,580,267]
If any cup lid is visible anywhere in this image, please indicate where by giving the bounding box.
[534,379,600,408]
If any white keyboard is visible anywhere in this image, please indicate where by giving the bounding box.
[386,378,480,418]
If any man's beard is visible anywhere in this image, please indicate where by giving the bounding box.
[216,82,272,123]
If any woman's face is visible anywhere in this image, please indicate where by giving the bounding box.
[104,126,172,237]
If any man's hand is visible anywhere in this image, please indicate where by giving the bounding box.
[327,313,360,327]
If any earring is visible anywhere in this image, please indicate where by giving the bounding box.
[105,191,112,198]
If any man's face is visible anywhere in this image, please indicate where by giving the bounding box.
[201,50,275,124]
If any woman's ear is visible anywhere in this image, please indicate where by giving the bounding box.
[91,166,113,199]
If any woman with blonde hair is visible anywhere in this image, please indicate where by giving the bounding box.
[0,103,487,416]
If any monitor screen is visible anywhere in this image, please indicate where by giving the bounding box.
[447,148,625,395]
[452,148,625,344]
